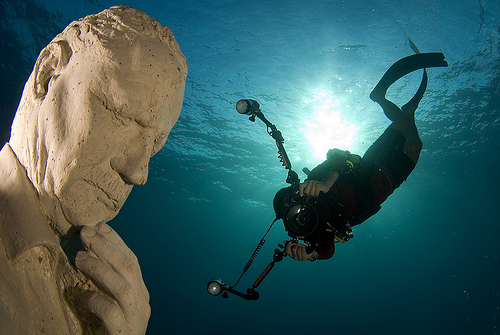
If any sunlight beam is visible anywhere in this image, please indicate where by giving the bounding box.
[304,89,358,161]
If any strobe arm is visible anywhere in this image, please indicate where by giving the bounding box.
[250,247,285,290]
[207,279,256,300]
[207,278,260,301]
[253,111,292,171]
[207,247,286,301]
[235,99,299,186]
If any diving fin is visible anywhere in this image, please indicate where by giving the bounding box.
[401,69,428,112]
[370,52,448,102]
[400,38,428,111]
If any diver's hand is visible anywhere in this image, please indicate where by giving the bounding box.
[299,171,339,197]
[285,242,318,261]
[299,180,330,197]
[75,223,150,335]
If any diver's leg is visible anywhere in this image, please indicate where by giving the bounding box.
[368,91,419,164]
[367,69,427,164]
[369,92,406,123]
[386,110,422,165]
[397,69,427,164]
[401,134,422,164]
[371,67,427,123]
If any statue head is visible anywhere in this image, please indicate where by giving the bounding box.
[9,6,188,235]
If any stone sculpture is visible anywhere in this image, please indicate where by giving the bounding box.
[0,5,187,334]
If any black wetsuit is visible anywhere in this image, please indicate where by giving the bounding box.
[306,132,416,259]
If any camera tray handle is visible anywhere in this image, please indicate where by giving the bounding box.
[237,99,300,186]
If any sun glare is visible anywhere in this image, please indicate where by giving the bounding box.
[304,89,358,161]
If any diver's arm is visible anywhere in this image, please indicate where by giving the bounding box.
[301,148,359,197]
[299,171,339,197]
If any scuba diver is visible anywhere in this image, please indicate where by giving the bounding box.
[274,46,448,262]
[208,42,448,301]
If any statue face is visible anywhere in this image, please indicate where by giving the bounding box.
[38,35,185,227]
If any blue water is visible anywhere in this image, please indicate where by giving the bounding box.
[1,0,499,334]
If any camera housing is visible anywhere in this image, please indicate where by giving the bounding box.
[274,186,320,241]
[283,199,319,239]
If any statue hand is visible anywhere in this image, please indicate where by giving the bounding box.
[76,223,150,335]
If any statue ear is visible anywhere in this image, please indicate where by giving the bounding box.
[33,40,72,99]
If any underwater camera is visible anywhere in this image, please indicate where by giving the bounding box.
[284,201,318,238]
[274,186,319,240]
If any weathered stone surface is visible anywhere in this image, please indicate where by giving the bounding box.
[0,5,187,334]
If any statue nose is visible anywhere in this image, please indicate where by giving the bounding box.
[121,160,149,185]
[111,144,152,185]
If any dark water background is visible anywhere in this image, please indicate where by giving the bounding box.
[1,0,499,334]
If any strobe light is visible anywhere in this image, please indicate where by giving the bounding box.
[236,99,260,115]
[207,278,225,296]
